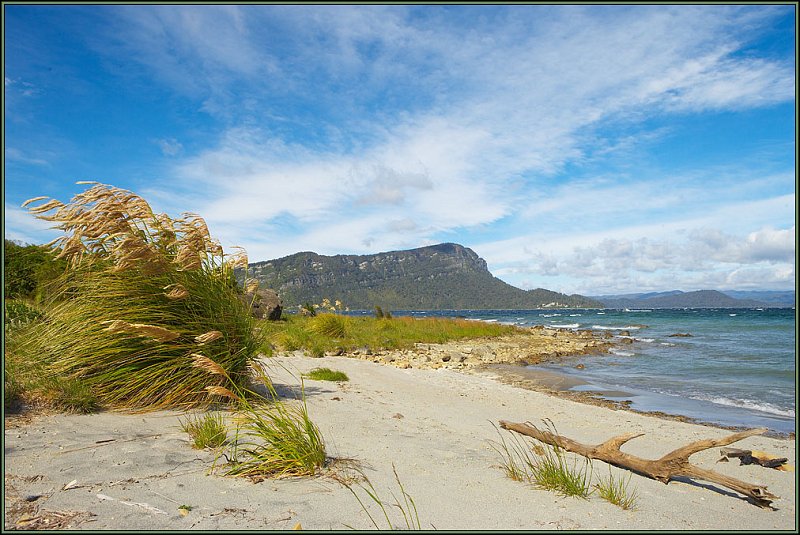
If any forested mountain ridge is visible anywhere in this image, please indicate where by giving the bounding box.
[245,243,602,310]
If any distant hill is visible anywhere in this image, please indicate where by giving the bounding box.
[593,289,780,309]
[722,290,795,307]
[245,243,602,310]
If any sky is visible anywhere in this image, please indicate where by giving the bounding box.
[3,4,796,296]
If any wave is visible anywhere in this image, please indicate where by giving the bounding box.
[660,342,676,347]
[569,314,582,317]
[550,323,579,329]
[690,395,795,418]
[636,338,655,343]
[591,325,644,330]
[540,313,562,318]
[609,348,635,357]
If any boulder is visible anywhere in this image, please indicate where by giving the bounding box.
[244,288,283,320]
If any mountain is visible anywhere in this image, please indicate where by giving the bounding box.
[722,290,795,307]
[593,290,777,309]
[245,243,602,310]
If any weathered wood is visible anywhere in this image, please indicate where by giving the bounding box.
[499,420,777,508]
[719,447,788,469]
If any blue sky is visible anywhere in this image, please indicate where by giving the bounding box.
[4,4,796,295]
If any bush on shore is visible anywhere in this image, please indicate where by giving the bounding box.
[6,182,264,411]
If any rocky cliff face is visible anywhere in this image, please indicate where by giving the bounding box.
[247,243,601,310]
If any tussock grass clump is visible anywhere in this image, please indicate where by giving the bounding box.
[595,468,639,510]
[9,182,263,411]
[303,367,349,382]
[310,313,349,339]
[490,420,593,498]
[181,412,228,450]
[225,393,327,479]
[190,357,327,479]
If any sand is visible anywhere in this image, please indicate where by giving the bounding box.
[4,353,796,531]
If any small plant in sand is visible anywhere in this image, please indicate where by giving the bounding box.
[490,420,593,498]
[594,467,639,510]
[343,464,422,530]
[180,412,228,450]
[10,182,263,411]
[302,368,349,382]
[190,355,327,479]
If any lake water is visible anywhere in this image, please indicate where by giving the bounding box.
[366,308,796,435]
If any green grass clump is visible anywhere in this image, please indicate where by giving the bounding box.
[310,313,349,338]
[303,368,349,382]
[222,375,326,479]
[595,468,639,510]
[181,412,228,449]
[260,314,515,356]
[490,420,593,498]
[9,183,265,411]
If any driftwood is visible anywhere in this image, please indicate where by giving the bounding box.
[719,447,789,469]
[499,420,777,508]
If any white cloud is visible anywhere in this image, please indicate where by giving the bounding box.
[5,147,49,166]
[3,204,60,245]
[155,138,183,156]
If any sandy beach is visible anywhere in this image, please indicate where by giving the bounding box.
[4,352,796,531]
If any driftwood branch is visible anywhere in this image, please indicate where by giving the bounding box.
[499,420,777,508]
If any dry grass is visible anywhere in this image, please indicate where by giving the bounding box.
[8,183,263,411]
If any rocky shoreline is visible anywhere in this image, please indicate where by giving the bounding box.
[315,325,614,371]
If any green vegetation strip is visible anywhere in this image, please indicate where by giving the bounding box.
[260,314,517,357]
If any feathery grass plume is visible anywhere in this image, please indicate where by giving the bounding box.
[164,283,189,300]
[196,330,224,345]
[103,320,180,343]
[205,386,241,401]
[10,182,264,410]
[245,278,260,294]
[191,354,228,376]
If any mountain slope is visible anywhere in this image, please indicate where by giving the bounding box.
[246,243,602,310]
[595,290,773,309]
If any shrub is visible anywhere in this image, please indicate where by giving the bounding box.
[303,367,349,382]
[12,183,264,411]
[4,300,42,330]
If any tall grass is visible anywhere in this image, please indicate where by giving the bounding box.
[8,183,263,411]
[188,356,327,479]
[343,465,422,530]
[262,313,515,356]
[595,468,639,510]
[490,420,593,498]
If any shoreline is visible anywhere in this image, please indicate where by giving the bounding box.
[4,328,796,530]
[4,353,795,530]
[475,363,795,440]
[325,326,795,439]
